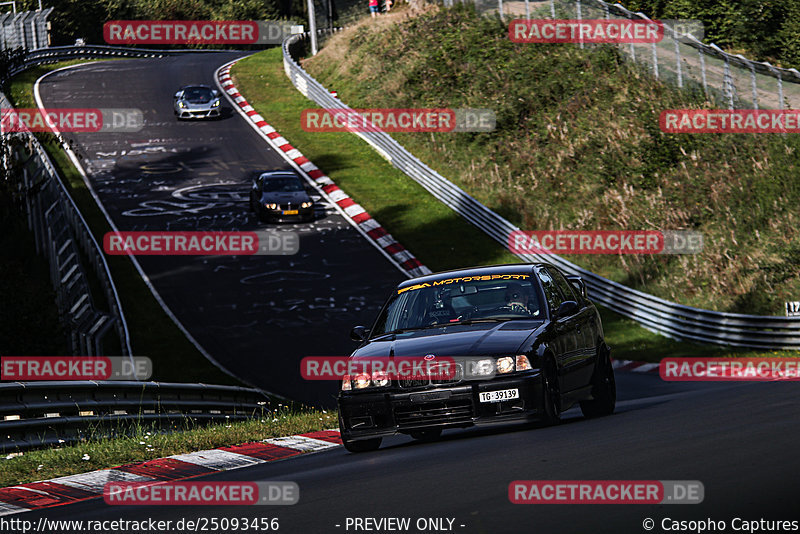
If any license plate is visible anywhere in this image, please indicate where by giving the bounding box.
[479,388,519,403]
[282,210,298,215]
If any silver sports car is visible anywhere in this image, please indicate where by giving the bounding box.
[173,85,221,119]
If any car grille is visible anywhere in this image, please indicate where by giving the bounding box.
[398,362,463,388]
[279,203,297,210]
[394,399,474,428]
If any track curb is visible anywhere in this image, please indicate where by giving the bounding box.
[0,430,342,517]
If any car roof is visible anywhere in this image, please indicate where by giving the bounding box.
[180,85,212,90]
[256,171,300,179]
[396,263,557,290]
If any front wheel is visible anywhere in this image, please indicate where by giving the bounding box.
[342,436,382,453]
[580,345,616,418]
[540,357,561,425]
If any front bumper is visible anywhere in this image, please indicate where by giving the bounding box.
[177,107,220,119]
[338,372,542,442]
[256,206,314,222]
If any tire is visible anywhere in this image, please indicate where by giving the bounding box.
[410,429,442,442]
[540,357,561,425]
[580,345,616,418]
[342,436,382,453]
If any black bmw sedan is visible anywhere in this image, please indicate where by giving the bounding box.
[338,263,615,452]
[249,170,315,223]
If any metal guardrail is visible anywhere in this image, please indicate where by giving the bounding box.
[282,31,800,350]
[0,381,268,452]
[9,44,237,77]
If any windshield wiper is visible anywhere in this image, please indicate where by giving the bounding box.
[370,322,469,339]
[446,318,513,326]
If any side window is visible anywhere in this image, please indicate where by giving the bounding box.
[537,268,563,315]
[549,268,579,304]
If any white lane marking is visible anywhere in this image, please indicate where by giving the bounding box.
[262,436,339,452]
[343,204,365,217]
[327,189,349,203]
[169,449,265,470]
[50,469,154,493]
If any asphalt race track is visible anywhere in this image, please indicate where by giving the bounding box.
[26,373,800,532]
[37,53,406,406]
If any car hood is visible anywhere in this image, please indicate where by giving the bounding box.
[352,321,545,358]
[260,191,310,203]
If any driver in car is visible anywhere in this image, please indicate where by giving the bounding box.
[504,283,533,315]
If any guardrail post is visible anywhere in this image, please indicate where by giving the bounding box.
[699,48,708,98]
[749,63,758,109]
[550,0,555,19]
[673,25,682,88]
[723,56,735,109]
[576,0,583,49]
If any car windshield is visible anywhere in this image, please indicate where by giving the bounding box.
[372,274,542,335]
[183,87,214,101]
[260,176,304,192]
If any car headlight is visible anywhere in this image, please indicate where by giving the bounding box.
[492,355,532,374]
[372,371,390,387]
[178,101,185,108]
[301,201,313,209]
[496,356,515,374]
[212,99,220,107]
[470,358,495,376]
[345,371,391,390]
[353,373,371,389]
[265,203,278,210]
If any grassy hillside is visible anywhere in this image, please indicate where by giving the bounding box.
[304,6,800,315]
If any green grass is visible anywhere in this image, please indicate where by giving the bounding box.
[5,61,237,384]
[232,18,799,362]
[0,407,337,487]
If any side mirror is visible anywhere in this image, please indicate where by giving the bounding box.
[174,91,182,99]
[212,89,219,97]
[350,326,369,342]
[555,300,579,318]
